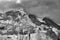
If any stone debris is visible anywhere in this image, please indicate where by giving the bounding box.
[0,8,60,40]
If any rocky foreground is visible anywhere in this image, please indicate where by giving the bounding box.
[0,8,60,40]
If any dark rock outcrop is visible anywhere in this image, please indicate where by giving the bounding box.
[28,14,42,26]
[42,17,60,30]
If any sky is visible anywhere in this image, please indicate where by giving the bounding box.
[0,0,60,24]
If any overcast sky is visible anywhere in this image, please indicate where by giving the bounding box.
[0,0,60,24]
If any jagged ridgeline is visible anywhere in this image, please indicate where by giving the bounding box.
[28,14,43,26]
[0,9,22,35]
[42,17,60,40]
[42,17,60,30]
[0,9,37,35]
[4,10,22,20]
[0,9,22,21]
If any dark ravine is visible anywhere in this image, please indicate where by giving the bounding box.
[45,29,58,40]
[41,17,60,40]
[57,33,60,40]
[0,26,5,30]
[19,29,28,35]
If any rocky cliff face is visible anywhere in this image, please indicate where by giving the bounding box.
[0,0,60,40]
